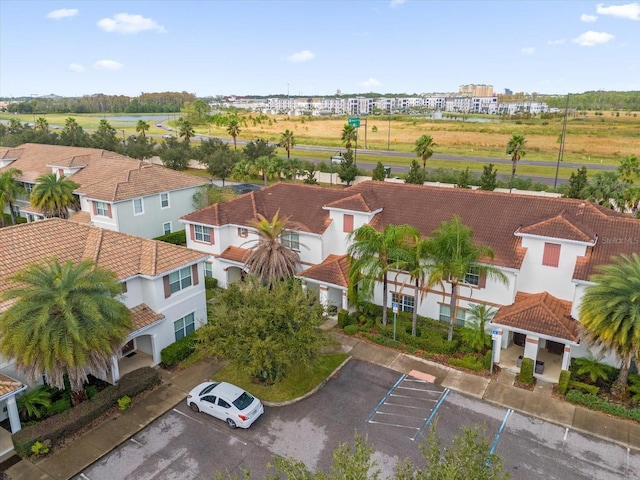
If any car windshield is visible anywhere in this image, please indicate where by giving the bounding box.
[232,392,254,410]
[200,383,218,396]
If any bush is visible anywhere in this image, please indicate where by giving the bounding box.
[343,324,358,335]
[448,355,485,372]
[85,385,99,399]
[204,276,218,290]
[482,351,493,370]
[117,395,132,410]
[45,397,72,417]
[153,230,187,245]
[568,380,600,396]
[161,333,197,366]
[337,310,353,329]
[558,370,571,395]
[565,390,640,422]
[519,358,535,385]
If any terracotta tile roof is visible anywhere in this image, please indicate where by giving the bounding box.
[68,211,92,224]
[130,304,164,331]
[0,218,206,293]
[219,246,252,263]
[298,254,350,287]
[517,210,596,243]
[0,143,205,201]
[0,373,24,397]
[184,181,640,282]
[492,292,579,342]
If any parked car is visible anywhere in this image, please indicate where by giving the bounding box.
[186,381,264,429]
[162,133,173,139]
[155,123,163,127]
[331,154,344,164]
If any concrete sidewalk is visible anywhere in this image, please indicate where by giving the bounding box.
[5,332,640,479]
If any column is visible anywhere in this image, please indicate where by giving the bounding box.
[301,280,307,292]
[6,395,21,433]
[341,290,349,310]
[493,328,503,363]
[523,335,539,362]
[319,285,329,313]
[111,355,120,383]
[151,334,160,365]
[561,344,572,370]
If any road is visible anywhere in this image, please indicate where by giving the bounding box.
[77,360,639,480]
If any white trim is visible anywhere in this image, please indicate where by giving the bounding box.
[133,197,144,216]
[514,231,597,247]
[160,192,170,209]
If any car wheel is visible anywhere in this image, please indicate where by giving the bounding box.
[226,418,237,429]
[189,402,200,413]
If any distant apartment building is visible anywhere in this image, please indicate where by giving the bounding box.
[459,84,494,97]
[497,101,550,115]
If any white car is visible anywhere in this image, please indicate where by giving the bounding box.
[186,381,264,429]
[162,133,173,139]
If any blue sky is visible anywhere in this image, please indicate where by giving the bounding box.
[1,1,639,98]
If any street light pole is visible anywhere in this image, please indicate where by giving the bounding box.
[387,114,391,150]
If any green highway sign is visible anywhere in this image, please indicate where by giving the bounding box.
[348,117,361,128]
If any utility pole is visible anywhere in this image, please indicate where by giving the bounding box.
[554,94,570,189]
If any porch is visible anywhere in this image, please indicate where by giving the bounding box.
[498,343,563,383]
[108,351,155,384]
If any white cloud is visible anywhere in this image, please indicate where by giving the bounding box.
[97,13,166,34]
[93,60,124,70]
[361,78,381,88]
[547,39,566,45]
[521,47,535,55]
[580,14,598,22]
[46,8,78,19]
[68,63,85,72]
[596,2,640,20]
[286,50,315,62]
[572,30,614,46]
[390,0,407,7]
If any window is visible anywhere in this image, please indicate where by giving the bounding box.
[133,198,144,215]
[343,214,354,233]
[204,262,213,278]
[391,293,415,313]
[439,305,466,327]
[94,201,110,217]
[463,266,480,286]
[194,225,211,243]
[163,222,171,235]
[160,193,169,209]
[169,266,192,294]
[543,242,561,267]
[120,282,127,293]
[238,227,248,238]
[22,182,33,193]
[282,233,300,250]
[174,312,195,340]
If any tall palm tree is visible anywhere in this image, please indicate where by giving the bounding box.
[30,173,80,219]
[280,129,295,158]
[426,215,507,341]
[35,117,49,134]
[136,120,150,138]
[348,224,417,326]
[60,117,87,146]
[227,118,241,150]
[506,134,527,192]
[177,118,195,144]
[244,210,300,287]
[0,258,132,405]
[415,134,437,169]
[460,304,496,353]
[617,155,640,184]
[583,171,624,210]
[579,253,640,397]
[0,167,24,226]
[394,231,429,336]
[341,124,357,151]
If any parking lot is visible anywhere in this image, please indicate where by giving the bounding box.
[77,360,640,480]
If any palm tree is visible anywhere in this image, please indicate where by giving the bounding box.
[415,134,437,169]
[136,120,150,138]
[227,118,241,150]
[244,210,300,287]
[177,118,195,144]
[348,224,417,326]
[506,134,527,193]
[0,258,132,405]
[35,117,49,134]
[60,117,87,146]
[583,171,624,210]
[426,215,507,341]
[30,173,80,219]
[617,155,640,184]
[0,167,24,226]
[280,129,295,159]
[579,253,640,397]
[460,304,496,353]
[341,124,357,151]
[394,232,429,336]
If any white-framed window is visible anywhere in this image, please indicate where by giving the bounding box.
[22,182,33,193]
[282,233,300,250]
[391,293,414,313]
[169,266,192,294]
[174,312,195,341]
[160,193,170,209]
[463,266,480,286]
[133,198,144,215]
[163,222,171,235]
[204,262,213,278]
[439,305,466,327]
[238,227,248,238]
[95,201,109,217]
[11,205,20,217]
[194,225,211,243]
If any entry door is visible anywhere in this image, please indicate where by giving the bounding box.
[546,340,564,355]
[513,332,526,347]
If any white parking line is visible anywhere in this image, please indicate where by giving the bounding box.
[173,408,203,424]
[172,408,248,446]
[129,438,144,447]
[375,411,428,421]
[564,427,569,441]
[78,474,91,480]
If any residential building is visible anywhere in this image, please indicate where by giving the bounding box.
[0,218,208,433]
[181,181,640,380]
[0,143,207,239]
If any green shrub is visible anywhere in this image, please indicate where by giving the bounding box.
[153,230,187,245]
[17,386,52,421]
[568,380,600,396]
[45,397,72,417]
[161,333,197,366]
[337,310,352,328]
[482,351,493,370]
[448,356,484,372]
[565,390,640,422]
[204,276,218,290]
[519,358,535,385]
[117,395,132,410]
[343,324,358,335]
[85,385,99,399]
[558,370,571,395]
[30,440,50,456]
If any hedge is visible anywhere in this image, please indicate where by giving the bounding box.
[519,358,535,385]
[161,333,197,366]
[568,380,600,396]
[448,355,485,372]
[558,370,571,395]
[12,367,161,458]
[565,390,640,422]
[343,324,358,335]
[204,276,218,290]
[337,310,353,329]
[153,230,187,245]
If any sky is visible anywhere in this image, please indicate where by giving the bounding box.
[1,0,639,98]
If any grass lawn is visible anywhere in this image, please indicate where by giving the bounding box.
[212,353,349,403]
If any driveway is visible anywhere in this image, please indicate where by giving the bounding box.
[77,360,639,480]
